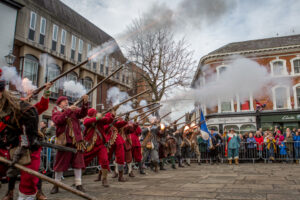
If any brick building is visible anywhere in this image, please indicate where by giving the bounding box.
[192,34,300,133]
[6,0,151,122]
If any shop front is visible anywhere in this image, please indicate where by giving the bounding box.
[260,113,300,131]
[206,116,256,134]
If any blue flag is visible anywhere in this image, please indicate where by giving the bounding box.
[199,109,210,140]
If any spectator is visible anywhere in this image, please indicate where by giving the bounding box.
[293,131,300,164]
[292,128,297,136]
[279,141,287,162]
[254,131,264,158]
[284,128,292,138]
[40,120,48,136]
[275,131,284,145]
[285,131,293,163]
[247,132,256,158]
[266,132,276,162]
[197,132,208,164]
[45,120,56,139]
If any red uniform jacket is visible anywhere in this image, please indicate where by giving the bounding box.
[52,102,88,144]
[104,119,127,145]
[83,113,114,145]
[34,96,49,115]
[131,123,142,147]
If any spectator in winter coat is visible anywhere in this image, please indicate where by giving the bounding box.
[247,132,256,158]
[293,131,300,164]
[254,131,264,158]
[285,131,294,162]
[266,132,276,162]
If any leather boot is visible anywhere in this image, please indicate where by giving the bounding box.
[50,185,59,194]
[2,190,14,200]
[139,162,146,174]
[112,170,118,178]
[76,185,86,192]
[36,189,47,200]
[118,171,127,182]
[94,170,102,182]
[101,169,109,187]
[129,171,135,177]
[235,158,239,165]
[228,160,232,165]
[159,162,166,170]
[154,162,159,173]
[171,156,176,169]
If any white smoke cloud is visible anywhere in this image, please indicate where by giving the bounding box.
[139,99,148,112]
[63,80,87,98]
[107,86,129,106]
[88,39,119,62]
[163,56,292,110]
[0,66,23,91]
[22,78,37,93]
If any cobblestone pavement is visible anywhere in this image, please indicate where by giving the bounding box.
[1,163,300,200]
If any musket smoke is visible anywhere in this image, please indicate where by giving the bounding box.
[63,80,87,98]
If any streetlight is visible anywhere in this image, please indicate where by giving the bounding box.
[5,50,16,66]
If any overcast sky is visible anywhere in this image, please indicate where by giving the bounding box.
[61,0,300,68]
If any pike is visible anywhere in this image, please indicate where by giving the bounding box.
[73,64,126,106]
[129,104,162,121]
[117,101,158,117]
[103,89,150,114]
[0,156,98,200]
[159,111,171,121]
[35,140,77,153]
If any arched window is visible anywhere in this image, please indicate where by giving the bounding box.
[216,65,228,79]
[270,59,287,76]
[65,72,78,102]
[224,125,239,134]
[46,64,60,98]
[22,54,39,86]
[293,83,300,108]
[240,124,256,135]
[272,86,291,110]
[291,58,300,75]
[82,77,93,102]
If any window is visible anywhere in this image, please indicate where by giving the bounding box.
[240,124,256,135]
[105,56,109,75]
[221,101,232,112]
[39,17,46,45]
[60,29,66,55]
[65,72,78,102]
[100,58,104,73]
[293,83,300,108]
[87,44,91,68]
[28,12,36,40]
[46,64,60,98]
[71,35,76,60]
[272,86,291,109]
[293,59,300,74]
[93,62,97,72]
[82,77,93,102]
[271,60,287,76]
[224,125,239,134]
[78,39,83,62]
[22,55,38,86]
[217,65,227,79]
[52,24,58,51]
[236,94,254,112]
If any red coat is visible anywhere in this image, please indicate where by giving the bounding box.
[34,96,49,115]
[52,102,88,143]
[104,119,127,145]
[83,113,114,145]
[131,123,141,147]
[255,136,264,150]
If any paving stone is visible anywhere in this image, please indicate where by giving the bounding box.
[216,192,266,200]
[267,194,300,200]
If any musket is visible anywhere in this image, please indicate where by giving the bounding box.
[36,140,77,153]
[103,89,150,114]
[117,101,158,117]
[73,64,126,106]
[129,105,162,121]
[159,111,172,121]
[0,156,97,200]
[138,107,160,123]
[33,59,89,95]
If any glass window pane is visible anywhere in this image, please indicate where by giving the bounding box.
[23,58,38,85]
[275,87,287,108]
[296,87,300,107]
[61,30,66,45]
[52,25,58,41]
[79,39,83,53]
[71,35,76,50]
[40,18,46,35]
[30,12,36,30]
[273,61,284,75]
[221,101,231,112]
[294,60,300,74]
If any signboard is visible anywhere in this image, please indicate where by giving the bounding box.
[261,114,300,122]
[207,116,256,125]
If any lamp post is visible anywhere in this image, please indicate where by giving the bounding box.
[5,50,16,66]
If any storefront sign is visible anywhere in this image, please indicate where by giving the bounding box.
[207,116,256,125]
[261,114,300,122]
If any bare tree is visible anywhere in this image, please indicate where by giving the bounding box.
[125,17,195,102]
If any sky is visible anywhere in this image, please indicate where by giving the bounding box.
[61,0,300,68]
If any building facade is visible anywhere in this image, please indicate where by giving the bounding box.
[192,34,300,133]
[9,0,150,122]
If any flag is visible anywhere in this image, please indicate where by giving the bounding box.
[199,109,210,140]
[255,99,266,111]
[241,100,250,110]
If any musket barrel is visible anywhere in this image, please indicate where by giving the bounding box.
[118,101,158,117]
[130,104,162,120]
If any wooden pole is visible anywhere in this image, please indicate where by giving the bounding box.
[0,157,98,200]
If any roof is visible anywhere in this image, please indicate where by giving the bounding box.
[208,34,300,55]
[27,0,115,47]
